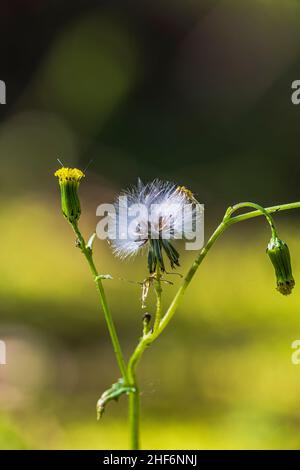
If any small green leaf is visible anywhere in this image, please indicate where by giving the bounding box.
[96,379,135,419]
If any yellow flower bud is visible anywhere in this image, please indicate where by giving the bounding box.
[54,167,85,224]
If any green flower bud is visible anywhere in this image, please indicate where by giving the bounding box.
[54,167,85,224]
[267,236,295,295]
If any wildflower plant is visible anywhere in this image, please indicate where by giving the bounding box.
[55,167,300,450]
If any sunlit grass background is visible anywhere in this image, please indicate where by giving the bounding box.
[1,0,300,450]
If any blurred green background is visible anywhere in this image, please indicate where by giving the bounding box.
[1,0,300,449]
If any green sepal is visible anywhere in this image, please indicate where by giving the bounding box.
[147,239,180,273]
[147,241,156,273]
[59,179,81,224]
[161,239,180,269]
[152,239,165,272]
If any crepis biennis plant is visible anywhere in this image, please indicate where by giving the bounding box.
[55,167,299,450]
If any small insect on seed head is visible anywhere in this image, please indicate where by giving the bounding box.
[108,179,201,273]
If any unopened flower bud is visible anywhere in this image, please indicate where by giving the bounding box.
[267,236,295,295]
[54,167,85,224]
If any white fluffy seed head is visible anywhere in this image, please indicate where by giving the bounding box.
[108,179,199,260]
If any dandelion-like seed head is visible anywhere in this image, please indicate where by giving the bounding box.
[54,167,85,224]
[108,179,200,273]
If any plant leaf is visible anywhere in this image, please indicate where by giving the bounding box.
[96,379,135,420]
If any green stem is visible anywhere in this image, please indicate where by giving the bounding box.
[72,223,128,382]
[153,267,162,332]
[227,202,278,237]
[128,366,140,450]
[127,329,155,450]
[126,200,300,449]
[229,201,300,224]
[157,220,227,336]
[157,201,300,337]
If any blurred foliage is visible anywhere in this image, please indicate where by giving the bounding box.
[1,0,300,450]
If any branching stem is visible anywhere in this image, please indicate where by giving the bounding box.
[66,201,300,450]
[126,200,300,449]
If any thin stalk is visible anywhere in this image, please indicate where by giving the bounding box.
[127,365,140,450]
[127,220,228,381]
[72,222,128,382]
[157,201,300,337]
[127,266,163,449]
[125,222,228,449]
[157,219,228,336]
[229,201,300,224]
[153,266,162,332]
[228,202,278,237]
[126,200,300,449]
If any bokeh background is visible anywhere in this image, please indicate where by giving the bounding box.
[1,0,300,449]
